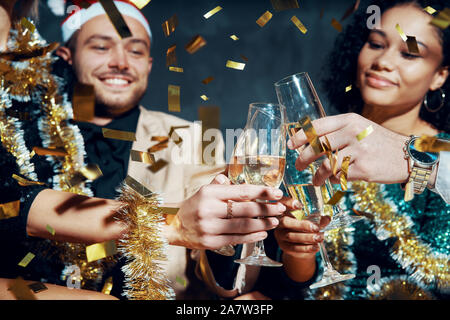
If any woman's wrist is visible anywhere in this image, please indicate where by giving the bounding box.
[282,252,317,283]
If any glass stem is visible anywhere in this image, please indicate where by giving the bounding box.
[318,242,334,271]
[252,240,267,257]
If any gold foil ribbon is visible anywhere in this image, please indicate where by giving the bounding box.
[130,150,155,164]
[168,84,181,112]
[66,163,103,188]
[102,276,113,295]
[18,252,35,267]
[162,14,178,37]
[46,224,56,236]
[395,23,408,41]
[73,82,95,122]
[102,128,136,141]
[149,159,169,173]
[124,175,153,197]
[291,16,307,34]
[185,35,207,54]
[8,277,36,300]
[326,190,347,206]
[130,0,151,9]
[204,6,222,19]
[256,11,273,27]
[298,116,323,155]
[331,18,343,32]
[202,76,214,84]
[356,125,374,141]
[86,240,117,263]
[32,146,68,157]
[0,200,20,219]
[12,174,46,187]
[415,135,450,152]
[99,0,132,39]
[169,66,183,73]
[226,60,246,70]
[340,156,351,191]
[166,45,177,67]
[270,0,299,11]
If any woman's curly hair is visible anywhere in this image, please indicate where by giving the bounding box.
[321,0,450,133]
[13,0,39,21]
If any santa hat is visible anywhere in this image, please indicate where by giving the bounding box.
[61,0,152,42]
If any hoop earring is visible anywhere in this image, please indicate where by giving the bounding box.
[423,88,445,113]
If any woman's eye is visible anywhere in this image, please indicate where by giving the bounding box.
[368,41,384,49]
[401,52,420,59]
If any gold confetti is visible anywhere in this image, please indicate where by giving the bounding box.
[270,0,299,12]
[256,11,273,27]
[148,137,169,153]
[162,14,178,37]
[46,224,55,236]
[168,84,181,112]
[176,275,187,287]
[406,36,420,54]
[423,6,437,15]
[326,190,347,206]
[185,35,207,54]
[20,17,35,33]
[331,18,343,32]
[102,277,113,295]
[230,34,239,41]
[129,0,151,9]
[395,23,408,41]
[430,8,450,29]
[356,125,374,141]
[299,116,323,155]
[340,156,351,191]
[240,54,249,62]
[73,82,95,122]
[226,60,245,70]
[200,95,209,101]
[198,106,220,164]
[66,163,103,188]
[18,252,35,268]
[130,150,155,164]
[161,207,179,215]
[291,16,307,34]
[99,0,132,39]
[168,125,188,146]
[414,135,450,152]
[86,240,117,263]
[28,282,48,294]
[169,66,183,73]
[149,159,169,173]
[202,76,215,85]
[12,174,46,187]
[8,277,36,300]
[102,128,136,141]
[345,84,352,92]
[124,175,153,197]
[204,6,222,19]
[32,146,68,157]
[0,200,20,220]
[166,45,177,67]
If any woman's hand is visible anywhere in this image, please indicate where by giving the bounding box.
[287,113,410,186]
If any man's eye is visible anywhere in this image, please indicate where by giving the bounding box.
[93,46,108,51]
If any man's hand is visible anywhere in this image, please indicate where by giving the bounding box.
[287,113,411,186]
[165,174,286,250]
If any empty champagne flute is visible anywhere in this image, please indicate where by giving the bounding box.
[234,103,286,267]
[274,72,365,231]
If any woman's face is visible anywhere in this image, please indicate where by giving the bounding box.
[356,5,448,112]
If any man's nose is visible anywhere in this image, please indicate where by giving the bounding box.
[108,46,129,70]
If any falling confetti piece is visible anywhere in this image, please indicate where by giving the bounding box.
[185,35,207,54]
[86,240,117,262]
[406,36,420,54]
[162,14,178,37]
[226,60,245,70]
[200,95,209,101]
[46,224,56,236]
[395,23,408,41]
[169,66,183,73]
[102,128,136,141]
[168,84,181,112]
[331,18,342,32]
[99,0,132,39]
[204,6,222,19]
[256,11,273,27]
[356,125,374,141]
[230,34,239,41]
[270,0,299,12]
[130,150,155,164]
[423,6,436,15]
[291,16,307,34]
[202,76,214,84]
[18,252,35,267]
[345,84,352,92]
[129,0,151,9]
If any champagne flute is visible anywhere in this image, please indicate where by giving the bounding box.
[274,72,365,231]
[283,161,355,289]
[234,103,286,267]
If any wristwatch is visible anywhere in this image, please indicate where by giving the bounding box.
[403,135,440,194]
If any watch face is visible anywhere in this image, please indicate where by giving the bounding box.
[409,138,439,165]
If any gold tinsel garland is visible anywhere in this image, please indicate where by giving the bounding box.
[0,22,109,289]
[352,181,450,291]
[116,183,174,300]
[367,275,434,300]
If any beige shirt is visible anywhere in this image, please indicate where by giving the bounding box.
[127,106,226,298]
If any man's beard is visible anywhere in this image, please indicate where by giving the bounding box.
[94,88,145,117]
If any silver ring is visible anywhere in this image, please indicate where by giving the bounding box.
[226,201,234,219]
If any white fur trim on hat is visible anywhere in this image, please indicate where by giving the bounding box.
[61,1,152,42]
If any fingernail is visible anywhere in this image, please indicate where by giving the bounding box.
[216,174,226,184]
[287,139,294,149]
[314,234,323,242]
[271,218,279,227]
[312,224,319,232]
[278,203,286,212]
[293,200,302,209]
[274,189,283,198]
